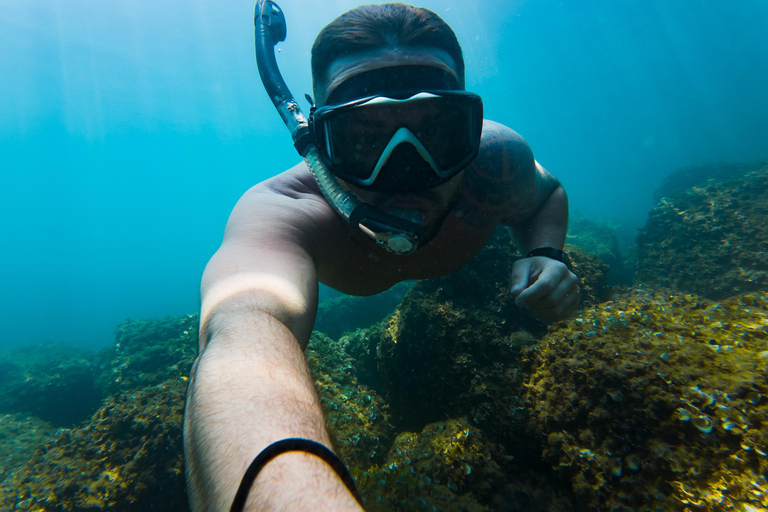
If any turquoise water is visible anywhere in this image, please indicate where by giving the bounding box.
[1,0,766,350]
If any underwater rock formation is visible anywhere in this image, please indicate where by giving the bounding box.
[101,314,199,394]
[2,378,189,511]
[315,282,412,340]
[306,332,395,475]
[353,228,608,437]
[357,417,577,512]
[0,413,55,483]
[0,343,103,427]
[356,418,500,511]
[637,165,768,300]
[16,197,768,511]
[0,326,394,511]
[567,216,631,286]
[653,160,767,202]
[523,289,768,511]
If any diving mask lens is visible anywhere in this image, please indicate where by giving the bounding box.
[312,91,483,192]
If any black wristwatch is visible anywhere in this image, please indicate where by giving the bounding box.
[526,247,574,272]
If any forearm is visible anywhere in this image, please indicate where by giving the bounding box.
[508,185,568,254]
[184,309,363,512]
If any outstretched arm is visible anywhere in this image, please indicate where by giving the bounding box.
[184,183,364,512]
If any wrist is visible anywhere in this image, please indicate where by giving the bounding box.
[526,247,574,272]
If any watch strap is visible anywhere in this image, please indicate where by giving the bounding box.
[526,247,574,272]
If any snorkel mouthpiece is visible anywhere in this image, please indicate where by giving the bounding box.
[253,0,422,255]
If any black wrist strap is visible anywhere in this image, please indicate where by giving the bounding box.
[230,438,364,512]
[526,247,574,272]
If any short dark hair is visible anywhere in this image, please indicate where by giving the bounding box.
[311,3,465,90]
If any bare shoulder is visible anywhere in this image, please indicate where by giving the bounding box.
[224,163,337,249]
[477,120,535,171]
[460,120,559,225]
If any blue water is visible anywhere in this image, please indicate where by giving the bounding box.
[1,0,766,349]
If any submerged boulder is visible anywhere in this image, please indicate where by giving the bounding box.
[354,228,609,439]
[100,314,199,394]
[356,418,501,512]
[523,289,768,511]
[0,323,395,511]
[0,413,55,483]
[567,216,631,285]
[315,282,412,340]
[2,379,189,512]
[306,332,395,475]
[0,343,103,427]
[652,160,766,202]
[637,165,768,299]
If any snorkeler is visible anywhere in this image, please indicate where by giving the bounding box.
[183,2,580,510]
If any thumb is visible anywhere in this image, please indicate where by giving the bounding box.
[509,259,532,298]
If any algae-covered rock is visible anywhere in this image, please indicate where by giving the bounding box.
[2,378,189,512]
[637,165,768,300]
[567,244,610,306]
[363,229,608,438]
[0,324,392,512]
[0,413,55,483]
[523,289,768,511]
[357,418,576,512]
[567,216,630,285]
[653,160,766,202]
[356,418,500,511]
[101,315,199,394]
[0,343,103,427]
[306,332,395,475]
[315,282,413,340]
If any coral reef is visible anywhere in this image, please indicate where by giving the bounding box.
[0,413,55,483]
[523,289,768,511]
[0,343,103,427]
[2,379,189,511]
[637,165,768,300]
[101,314,199,394]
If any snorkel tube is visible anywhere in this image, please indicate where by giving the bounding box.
[254,0,424,255]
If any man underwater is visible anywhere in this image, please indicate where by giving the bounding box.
[184,3,580,510]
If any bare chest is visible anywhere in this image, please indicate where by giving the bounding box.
[320,213,498,295]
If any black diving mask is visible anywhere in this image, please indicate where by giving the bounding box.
[310,68,483,193]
